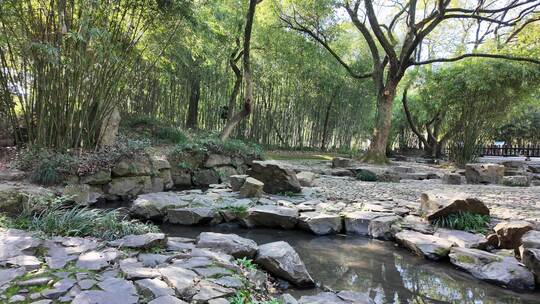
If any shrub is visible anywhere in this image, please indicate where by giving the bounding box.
[122,115,188,144]
[171,135,263,160]
[235,257,256,270]
[356,170,378,182]
[432,212,490,233]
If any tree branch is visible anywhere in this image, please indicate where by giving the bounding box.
[410,53,540,65]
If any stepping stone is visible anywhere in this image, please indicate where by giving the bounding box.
[298,212,343,235]
[192,280,234,303]
[244,205,299,229]
[138,253,170,267]
[167,207,217,225]
[394,230,454,260]
[343,211,394,236]
[119,258,160,280]
[159,266,199,298]
[109,233,166,249]
[449,247,535,290]
[148,296,188,304]
[434,229,488,249]
[134,278,175,298]
[368,215,402,240]
[239,177,264,198]
[420,191,489,221]
[76,248,121,271]
[196,232,258,259]
[494,221,534,249]
[255,241,314,287]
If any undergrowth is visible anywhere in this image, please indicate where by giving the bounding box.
[3,195,159,240]
[122,115,188,144]
[432,212,490,233]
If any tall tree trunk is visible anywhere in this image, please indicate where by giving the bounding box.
[321,98,334,151]
[185,75,200,129]
[362,81,397,163]
[219,0,259,141]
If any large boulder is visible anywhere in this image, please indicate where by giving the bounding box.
[419,191,489,221]
[332,157,353,168]
[105,176,152,198]
[99,107,121,147]
[204,154,232,168]
[298,212,343,235]
[494,221,534,250]
[449,247,535,290]
[229,175,248,191]
[167,207,218,225]
[434,229,487,249]
[247,161,301,194]
[159,266,199,298]
[465,163,505,184]
[193,169,220,186]
[243,205,299,229]
[196,232,258,259]
[80,169,112,185]
[395,230,454,261]
[296,171,316,187]
[255,241,314,287]
[442,173,462,185]
[112,158,153,177]
[130,192,191,219]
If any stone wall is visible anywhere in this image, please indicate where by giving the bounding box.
[66,151,255,204]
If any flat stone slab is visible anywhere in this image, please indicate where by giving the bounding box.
[255,241,314,287]
[449,247,535,290]
[344,211,395,236]
[0,228,41,260]
[149,296,188,304]
[130,192,191,219]
[395,230,454,260]
[244,205,299,229]
[368,215,402,240]
[159,266,199,298]
[298,291,374,304]
[434,229,488,249]
[192,280,234,303]
[134,278,175,298]
[298,212,343,235]
[196,232,258,259]
[76,248,122,270]
[109,233,166,249]
[167,207,217,225]
[119,258,160,280]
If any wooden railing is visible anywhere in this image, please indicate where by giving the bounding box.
[481,145,540,157]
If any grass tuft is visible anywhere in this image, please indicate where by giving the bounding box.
[432,212,490,233]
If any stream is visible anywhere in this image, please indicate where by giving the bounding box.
[161,223,540,304]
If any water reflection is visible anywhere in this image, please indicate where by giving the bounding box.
[161,224,540,304]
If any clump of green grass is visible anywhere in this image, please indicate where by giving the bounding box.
[432,212,490,233]
[220,205,249,218]
[229,290,280,304]
[235,257,257,270]
[356,170,378,182]
[8,195,159,240]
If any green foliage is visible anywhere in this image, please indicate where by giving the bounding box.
[123,115,188,144]
[229,290,280,304]
[355,170,378,182]
[9,195,159,240]
[171,134,263,159]
[220,205,249,218]
[432,212,491,234]
[235,257,256,270]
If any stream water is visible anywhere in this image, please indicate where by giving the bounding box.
[161,223,540,304]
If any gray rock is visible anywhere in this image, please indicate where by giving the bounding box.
[0,267,26,286]
[138,253,170,267]
[255,241,314,287]
[244,205,299,229]
[521,248,540,282]
[78,279,96,290]
[442,173,462,185]
[130,192,191,219]
[99,107,120,147]
[105,176,152,198]
[465,163,505,184]
[19,277,52,286]
[395,230,454,260]
[167,207,218,225]
[343,211,394,236]
[108,233,166,249]
[193,169,220,186]
[229,175,248,191]
[521,230,540,249]
[502,175,530,187]
[330,169,354,177]
[73,277,138,304]
[239,177,264,198]
[192,280,234,303]
[112,158,152,177]
[42,278,76,299]
[298,212,342,235]
[434,229,488,249]
[171,169,192,187]
[0,229,41,260]
[336,291,374,303]
[134,278,175,298]
[280,294,298,304]
[80,170,112,185]
[205,154,232,168]
[494,220,534,249]
[298,291,374,304]
[63,184,103,206]
[196,232,258,259]
[399,215,434,234]
[159,266,199,298]
[8,295,25,303]
[209,276,244,288]
[332,157,353,168]
[420,191,489,221]
[149,296,188,304]
[248,161,302,194]
[192,266,231,278]
[119,258,160,279]
[368,215,402,240]
[296,171,316,187]
[449,247,535,290]
[4,255,41,270]
[76,248,121,271]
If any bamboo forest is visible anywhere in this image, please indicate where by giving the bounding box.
[0,1,540,304]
